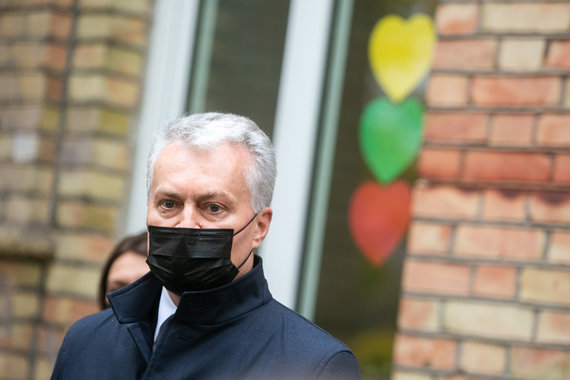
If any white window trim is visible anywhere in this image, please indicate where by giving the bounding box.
[126,0,199,234]
[261,0,334,309]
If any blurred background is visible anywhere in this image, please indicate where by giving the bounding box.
[0,0,569,379]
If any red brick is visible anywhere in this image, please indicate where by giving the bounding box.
[482,3,570,33]
[536,311,570,345]
[107,77,139,108]
[6,195,50,225]
[56,200,117,232]
[81,0,152,13]
[472,77,560,106]
[37,136,57,162]
[454,225,545,260]
[426,75,469,107]
[547,40,570,69]
[0,352,28,380]
[69,75,140,109]
[536,114,570,147]
[407,222,452,254]
[0,13,26,38]
[35,358,58,380]
[66,106,131,136]
[392,371,431,380]
[46,263,101,298]
[397,297,439,332]
[77,15,147,47]
[438,377,490,380]
[0,105,51,130]
[55,232,114,264]
[73,43,106,69]
[45,44,67,72]
[460,341,506,374]
[566,79,570,108]
[0,165,53,194]
[47,76,63,101]
[444,301,533,340]
[489,114,534,147]
[58,169,126,202]
[402,260,470,296]
[42,296,98,326]
[0,74,18,100]
[412,185,480,219]
[510,347,570,379]
[529,192,570,224]
[432,39,496,70]
[0,262,42,288]
[50,12,72,39]
[424,112,488,143]
[481,189,526,221]
[553,154,570,183]
[473,265,517,299]
[418,149,461,179]
[37,326,66,355]
[463,151,551,182]
[435,3,479,35]
[393,334,456,370]
[548,232,570,264]
[498,38,545,72]
[520,268,570,306]
[0,322,34,351]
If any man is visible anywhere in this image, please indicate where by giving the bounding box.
[51,113,361,379]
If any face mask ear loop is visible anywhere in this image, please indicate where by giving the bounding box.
[233,212,259,236]
[236,249,254,270]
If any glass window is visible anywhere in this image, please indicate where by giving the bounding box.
[302,0,437,378]
[187,0,290,138]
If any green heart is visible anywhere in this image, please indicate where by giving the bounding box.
[358,97,424,184]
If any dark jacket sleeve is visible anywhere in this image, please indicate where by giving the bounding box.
[316,351,362,379]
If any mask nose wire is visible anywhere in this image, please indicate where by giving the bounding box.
[233,212,258,236]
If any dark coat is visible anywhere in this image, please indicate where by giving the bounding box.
[51,257,361,379]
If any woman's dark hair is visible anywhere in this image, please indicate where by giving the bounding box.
[98,232,147,309]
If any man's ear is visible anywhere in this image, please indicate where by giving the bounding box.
[252,207,273,249]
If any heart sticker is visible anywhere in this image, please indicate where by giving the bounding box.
[359,97,424,184]
[368,14,436,103]
[348,181,411,267]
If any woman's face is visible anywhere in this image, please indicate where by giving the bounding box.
[106,251,149,294]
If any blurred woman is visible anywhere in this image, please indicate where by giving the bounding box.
[98,232,149,309]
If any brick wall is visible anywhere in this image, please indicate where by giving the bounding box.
[393,1,570,379]
[0,0,153,379]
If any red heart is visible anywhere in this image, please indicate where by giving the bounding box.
[348,180,411,267]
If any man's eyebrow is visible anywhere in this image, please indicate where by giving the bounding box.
[153,188,181,199]
[195,192,231,203]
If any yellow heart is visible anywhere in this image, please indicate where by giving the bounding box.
[368,14,436,103]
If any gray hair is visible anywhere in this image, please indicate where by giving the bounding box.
[146,112,277,212]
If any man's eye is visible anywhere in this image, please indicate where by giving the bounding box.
[208,204,221,213]
[162,200,176,209]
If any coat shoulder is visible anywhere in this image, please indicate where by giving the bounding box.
[64,308,115,343]
[268,300,349,350]
[263,300,361,378]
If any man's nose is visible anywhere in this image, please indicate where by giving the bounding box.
[176,207,201,228]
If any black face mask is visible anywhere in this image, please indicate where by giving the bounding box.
[146,214,257,295]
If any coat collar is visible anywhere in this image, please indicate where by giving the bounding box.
[108,271,162,324]
[108,256,272,326]
[174,255,272,325]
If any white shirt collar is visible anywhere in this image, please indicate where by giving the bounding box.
[154,286,177,343]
